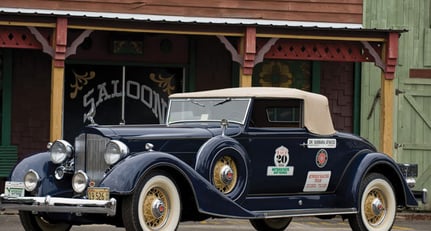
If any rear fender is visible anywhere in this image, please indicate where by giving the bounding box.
[100,151,255,218]
[336,152,418,208]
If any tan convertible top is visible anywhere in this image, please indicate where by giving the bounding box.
[170,87,335,135]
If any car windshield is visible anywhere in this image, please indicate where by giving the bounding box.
[167,98,251,125]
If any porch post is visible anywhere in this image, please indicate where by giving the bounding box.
[50,18,67,141]
[380,33,399,156]
[239,27,256,87]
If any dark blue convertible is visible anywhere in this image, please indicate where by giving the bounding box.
[0,87,427,231]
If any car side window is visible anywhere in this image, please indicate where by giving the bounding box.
[250,99,303,128]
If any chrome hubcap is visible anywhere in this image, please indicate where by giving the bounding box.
[220,165,234,184]
[151,199,166,219]
[371,198,384,216]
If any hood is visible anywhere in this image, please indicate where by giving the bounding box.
[79,123,241,153]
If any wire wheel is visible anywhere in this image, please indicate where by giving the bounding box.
[212,155,238,194]
[348,173,396,231]
[123,170,181,231]
[364,188,387,226]
[142,187,169,228]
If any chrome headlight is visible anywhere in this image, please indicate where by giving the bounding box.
[50,140,73,164]
[24,169,40,192]
[72,170,88,193]
[104,140,129,165]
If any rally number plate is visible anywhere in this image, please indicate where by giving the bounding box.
[4,181,25,197]
[87,187,110,200]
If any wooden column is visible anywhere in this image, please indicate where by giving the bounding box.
[380,33,399,156]
[380,77,394,156]
[50,18,67,141]
[240,27,256,87]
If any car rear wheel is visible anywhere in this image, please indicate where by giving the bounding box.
[19,211,71,231]
[250,217,292,231]
[122,170,181,231]
[348,173,396,231]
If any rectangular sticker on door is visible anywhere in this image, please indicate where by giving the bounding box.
[303,171,331,192]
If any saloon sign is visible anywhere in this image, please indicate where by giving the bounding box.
[64,64,183,141]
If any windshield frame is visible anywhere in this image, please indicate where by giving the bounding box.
[166,97,252,125]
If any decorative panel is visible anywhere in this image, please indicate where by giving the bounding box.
[0,27,42,49]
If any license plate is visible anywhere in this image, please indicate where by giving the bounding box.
[4,181,25,197]
[87,187,110,200]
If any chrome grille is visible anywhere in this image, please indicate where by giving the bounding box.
[75,133,111,185]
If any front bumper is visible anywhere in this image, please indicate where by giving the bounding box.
[0,194,116,216]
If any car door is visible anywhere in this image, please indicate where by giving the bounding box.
[242,128,352,196]
[241,98,344,195]
[242,128,316,194]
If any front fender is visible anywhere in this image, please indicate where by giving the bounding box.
[100,151,256,218]
[336,151,418,208]
[10,152,72,197]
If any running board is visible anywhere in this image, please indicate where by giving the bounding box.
[252,208,357,219]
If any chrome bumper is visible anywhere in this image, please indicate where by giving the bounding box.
[0,194,116,216]
[412,189,428,204]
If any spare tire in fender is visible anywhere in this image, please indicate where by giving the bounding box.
[195,136,250,202]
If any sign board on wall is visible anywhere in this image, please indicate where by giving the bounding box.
[64,64,184,141]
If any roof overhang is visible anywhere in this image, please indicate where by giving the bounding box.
[0,7,362,29]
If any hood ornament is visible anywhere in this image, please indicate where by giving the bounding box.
[84,104,97,125]
[221,119,229,136]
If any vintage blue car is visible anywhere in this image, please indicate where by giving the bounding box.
[0,87,427,231]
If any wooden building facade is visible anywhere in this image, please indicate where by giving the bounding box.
[363,0,430,210]
[0,0,405,198]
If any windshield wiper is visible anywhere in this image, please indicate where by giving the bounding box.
[213,98,231,106]
[189,99,205,107]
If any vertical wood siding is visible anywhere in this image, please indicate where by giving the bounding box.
[0,0,362,24]
[363,0,431,210]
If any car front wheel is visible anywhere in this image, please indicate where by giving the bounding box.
[348,173,396,231]
[19,211,71,231]
[250,217,292,231]
[122,170,182,231]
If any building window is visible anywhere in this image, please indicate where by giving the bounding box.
[252,60,311,91]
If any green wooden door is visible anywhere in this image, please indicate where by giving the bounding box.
[0,50,18,177]
[396,81,431,210]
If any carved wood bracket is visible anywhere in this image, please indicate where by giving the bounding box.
[217,27,278,75]
[216,35,242,65]
[27,18,93,68]
[27,26,54,57]
[361,41,385,71]
[65,30,94,58]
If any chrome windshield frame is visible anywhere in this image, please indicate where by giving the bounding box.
[166,97,252,125]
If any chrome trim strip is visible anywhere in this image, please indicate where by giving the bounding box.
[199,207,357,219]
[257,208,357,219]
[0,195,116,216]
